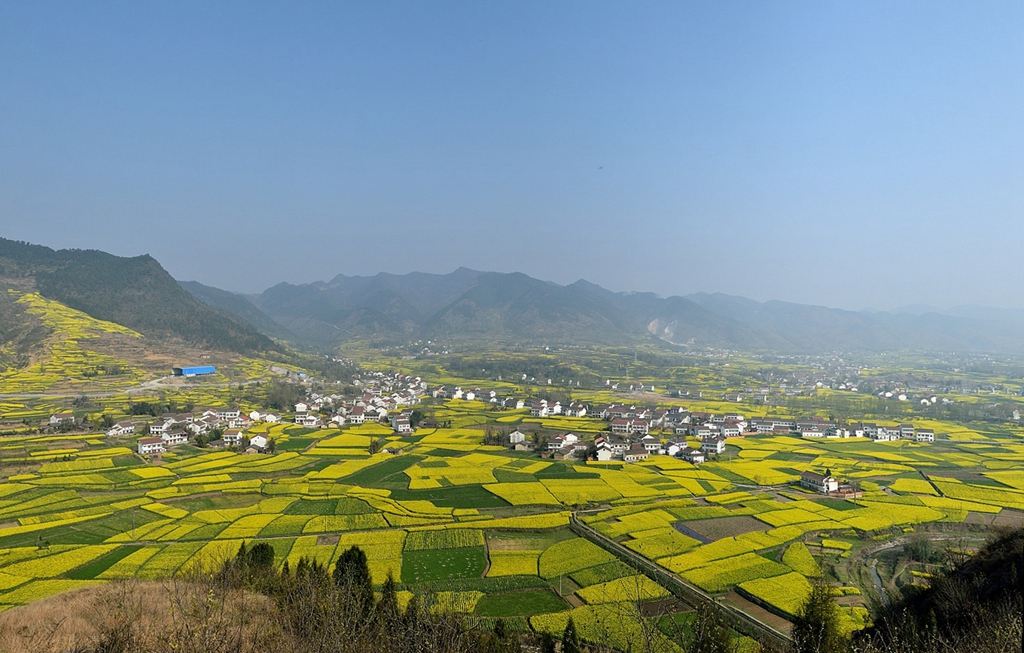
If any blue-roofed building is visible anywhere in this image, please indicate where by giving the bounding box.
[172,365,217,377]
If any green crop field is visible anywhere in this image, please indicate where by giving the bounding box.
[2,348,1023,652]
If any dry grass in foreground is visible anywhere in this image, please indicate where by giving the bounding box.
[0,579,288,653]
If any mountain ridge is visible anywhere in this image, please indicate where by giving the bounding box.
[0,238,279,355]
[4,236,1021,355]
[184,267,1024,354]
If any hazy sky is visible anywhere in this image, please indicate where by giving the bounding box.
[1,2,1021,310]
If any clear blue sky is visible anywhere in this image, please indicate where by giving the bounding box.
[1,1,1021,309]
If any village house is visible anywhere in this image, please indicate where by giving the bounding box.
[915,429,935,443]
[513,440,535,452]
[508,430,527,445]
[528,400,549,418]
[223,428,244,445]
[347,406,366,424]
[631,419,651,436]
[623,443,649,463]
[137,436,165,456]
[800,469,840,494]
[294,412,321,428]
[565,402,588,418]
[161,427,189,447]
[215,407,241,420]
[106,420,136,437]
[186,417,211,435]
[872,427,900,442]
[596,435,630,456]
[49,412,75,427]
[603,404,635,420]
[248,435,270,452]
[721,422,742,438]
[610,417,633,435]
[392,414,413,434]
[548,432,579,451]
[681,447,706,464]
[665,441,687,457]
[701,435,726,456]
[800,424,826,438]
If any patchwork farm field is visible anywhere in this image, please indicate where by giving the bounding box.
[1,397,1023,650]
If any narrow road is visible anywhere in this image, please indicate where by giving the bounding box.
[569,511,793,649]
[0,376,265,401]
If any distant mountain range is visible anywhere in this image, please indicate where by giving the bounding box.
[3,237,1023,355]
[186,267,1024,354]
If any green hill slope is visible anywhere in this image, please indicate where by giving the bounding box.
[0,238,278,355]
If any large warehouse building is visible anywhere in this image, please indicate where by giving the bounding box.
[172,365,217,377]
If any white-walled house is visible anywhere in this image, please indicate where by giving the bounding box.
[701,435,726,456]
[49,412,75,427]
[681,447,706,464]
[347,407,366,424]
[623,443,650,463]
[161,431,188,447]
[137,437,166,455]
[800,470,839,494]
[106,421,136,437]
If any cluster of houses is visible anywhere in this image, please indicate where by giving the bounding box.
[746,417,935,442]
[491,402,938,465]
[125,372,428,458]
[300,373,427,429]
[500,427,722,465]
[596,405,936,444]
[126,407,273,456]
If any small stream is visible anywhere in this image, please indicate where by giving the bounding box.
[868,560,890,606]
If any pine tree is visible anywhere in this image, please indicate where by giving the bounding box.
[561,618,582,653]
[792,577,848,653]
[378,573,400,621]
[493,618,508,640]
[687,603,734,653]
[245,542,275,569]
[403,594,422,631]
[333,546,375,615]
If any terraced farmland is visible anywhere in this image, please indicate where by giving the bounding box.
[2,396,1023,650]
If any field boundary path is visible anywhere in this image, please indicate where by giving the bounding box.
[569,511,793,649]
